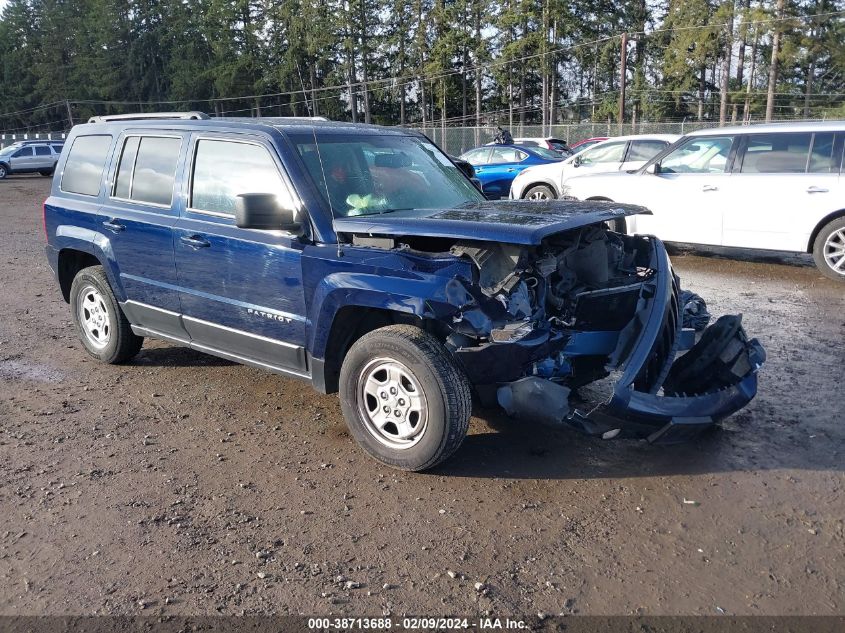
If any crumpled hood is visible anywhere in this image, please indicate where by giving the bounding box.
[333,200,649,245]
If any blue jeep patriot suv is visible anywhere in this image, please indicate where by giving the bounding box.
[44,112,765,471]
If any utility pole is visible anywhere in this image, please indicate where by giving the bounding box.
[64,100,74,129]
[618,32,627,133]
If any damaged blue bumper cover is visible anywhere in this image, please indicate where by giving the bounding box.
[496,238,766,443]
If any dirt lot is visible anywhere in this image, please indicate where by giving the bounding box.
[0,175,843,617]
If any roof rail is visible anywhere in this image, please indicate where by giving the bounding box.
[87,112,210,123]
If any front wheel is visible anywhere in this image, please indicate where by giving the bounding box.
[523,184,556,201]
[70,265,143,363]
[812,217,845,281]
[339,325,472,471]
[0,164,8,179]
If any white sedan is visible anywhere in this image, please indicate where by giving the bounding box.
[509,134,679,200]
[564,121,845,281]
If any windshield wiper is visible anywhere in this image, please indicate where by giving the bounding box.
[376,207,416,215]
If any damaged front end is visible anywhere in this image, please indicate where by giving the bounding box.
[442,225,765,443]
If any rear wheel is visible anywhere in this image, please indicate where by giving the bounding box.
[339,324,472,471]
[523,184,556,201]
[39,169,54,177]
[813,216,845,281]
[70,265,143,363]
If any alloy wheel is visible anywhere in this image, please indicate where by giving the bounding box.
[823,227,845,276]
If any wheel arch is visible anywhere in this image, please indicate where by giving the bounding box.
[519,179,559,199]
[57,249,104,302]
[317,305,427,394]
[807,208,845,253]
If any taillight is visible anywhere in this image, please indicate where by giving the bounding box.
[42,199,48,241]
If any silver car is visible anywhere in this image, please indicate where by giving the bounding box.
[0,141,64,179]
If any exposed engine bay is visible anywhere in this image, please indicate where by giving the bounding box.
[441,225,665,390]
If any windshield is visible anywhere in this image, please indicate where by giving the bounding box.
[290,132,484,217]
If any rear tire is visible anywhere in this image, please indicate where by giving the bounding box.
[523,184,556,201]
[813,217,845,281]
[339,324,472,471]
[70,265,143,363]
[39,169,54,177]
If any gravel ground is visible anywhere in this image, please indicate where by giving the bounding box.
[0,175,843,617]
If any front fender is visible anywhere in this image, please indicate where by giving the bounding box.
[54,225,126,301]
[307,270,459,360]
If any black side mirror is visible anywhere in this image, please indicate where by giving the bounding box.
[470,177,483,192]
[646,162,662,175]
[573,155,582,167]
[235,193,301,233]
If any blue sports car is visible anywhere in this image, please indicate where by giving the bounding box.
[458,144,564,199]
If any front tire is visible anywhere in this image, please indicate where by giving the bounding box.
[0,164,8,179]
[339,325,472,471]
[70,265,143,363]
[523,184,556,201]
[812,217,845,281]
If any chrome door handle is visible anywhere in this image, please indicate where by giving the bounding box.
[180,235,211,248]
[806,186,829,194]
[702,184,718,192]
[102,219,125,233]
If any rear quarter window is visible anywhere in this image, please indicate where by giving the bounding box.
[61,135,113,196]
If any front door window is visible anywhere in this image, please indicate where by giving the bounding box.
[660,136,733,174]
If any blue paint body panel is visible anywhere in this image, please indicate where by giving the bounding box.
[333,200,645,245]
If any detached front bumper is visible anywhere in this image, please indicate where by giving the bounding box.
[496,238,766,442]
[586,321,765,443]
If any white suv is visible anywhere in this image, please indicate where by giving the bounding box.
[509,134,678,200]
[564,122,845,281]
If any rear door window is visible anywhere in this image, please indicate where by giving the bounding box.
[34,146,51,156]
[61,135,112,196]
[739,133,812,173]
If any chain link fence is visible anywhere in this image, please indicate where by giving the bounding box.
[413,120,828,156]
[0,131,68,149]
